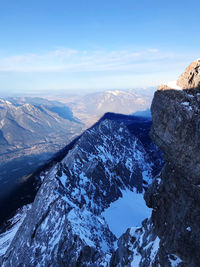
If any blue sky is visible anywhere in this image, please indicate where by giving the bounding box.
[0,0,200,95]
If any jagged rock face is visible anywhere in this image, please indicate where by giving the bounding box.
[110,219,160,266]
[111,60,200,267]
[1,119,154,266]
[177,59,200,89]
[148,63,200,266]
[151,89,200,183]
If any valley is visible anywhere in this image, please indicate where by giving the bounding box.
[47,88,153,128]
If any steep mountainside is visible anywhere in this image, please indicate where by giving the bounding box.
[148,63,200,266]
[112,60,200,266]
[0,97,81,156]
[0,97,83,201]
[0,114,162,266]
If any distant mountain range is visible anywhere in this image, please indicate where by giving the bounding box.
[51,89,153,127]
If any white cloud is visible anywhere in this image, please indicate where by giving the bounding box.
[0,47,194,92]
[147,48,159,53]
[0,47,177,74]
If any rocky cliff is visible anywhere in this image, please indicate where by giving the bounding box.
[112,60,200,266]
[149,60,200,266]
[177,59,200,89]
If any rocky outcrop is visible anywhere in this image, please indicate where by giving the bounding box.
[110,219,161,266]
[148,87,200,266]
[147,60,200,266]
[177,59,200,89]
[157,84,172,91]
[111,60,200,266]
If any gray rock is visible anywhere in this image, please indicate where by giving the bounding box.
[148,60,200,266]
[111,59,200,266]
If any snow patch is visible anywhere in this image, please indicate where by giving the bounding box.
[168,254,183,266]
[149,236,160,261]
[106,90,123,96]
[102,189,151,238]
[157,178,161,184]
[0,205,31,256]
[167,81,182,90]
[59,172,67,187]
[182,102,189,106]
[131,253,142,266]
[181,101,193,111]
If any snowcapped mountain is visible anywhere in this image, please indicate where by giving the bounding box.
[83,90,151,116]
[0,114,162,266]
[57,89,153,128]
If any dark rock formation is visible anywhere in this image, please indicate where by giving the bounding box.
[111,60,200,266]
[147,60,200,266]
[149,85,200,266]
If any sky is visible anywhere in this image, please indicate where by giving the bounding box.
[0,0,200,95]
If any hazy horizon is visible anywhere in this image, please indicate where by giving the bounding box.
[0,85,157,99]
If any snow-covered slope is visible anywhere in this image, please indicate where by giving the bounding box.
[0,116,161,266]
[110,217,183,266]
[0,205,31,257]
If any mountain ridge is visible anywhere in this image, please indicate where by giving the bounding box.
[0,113,162,266]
